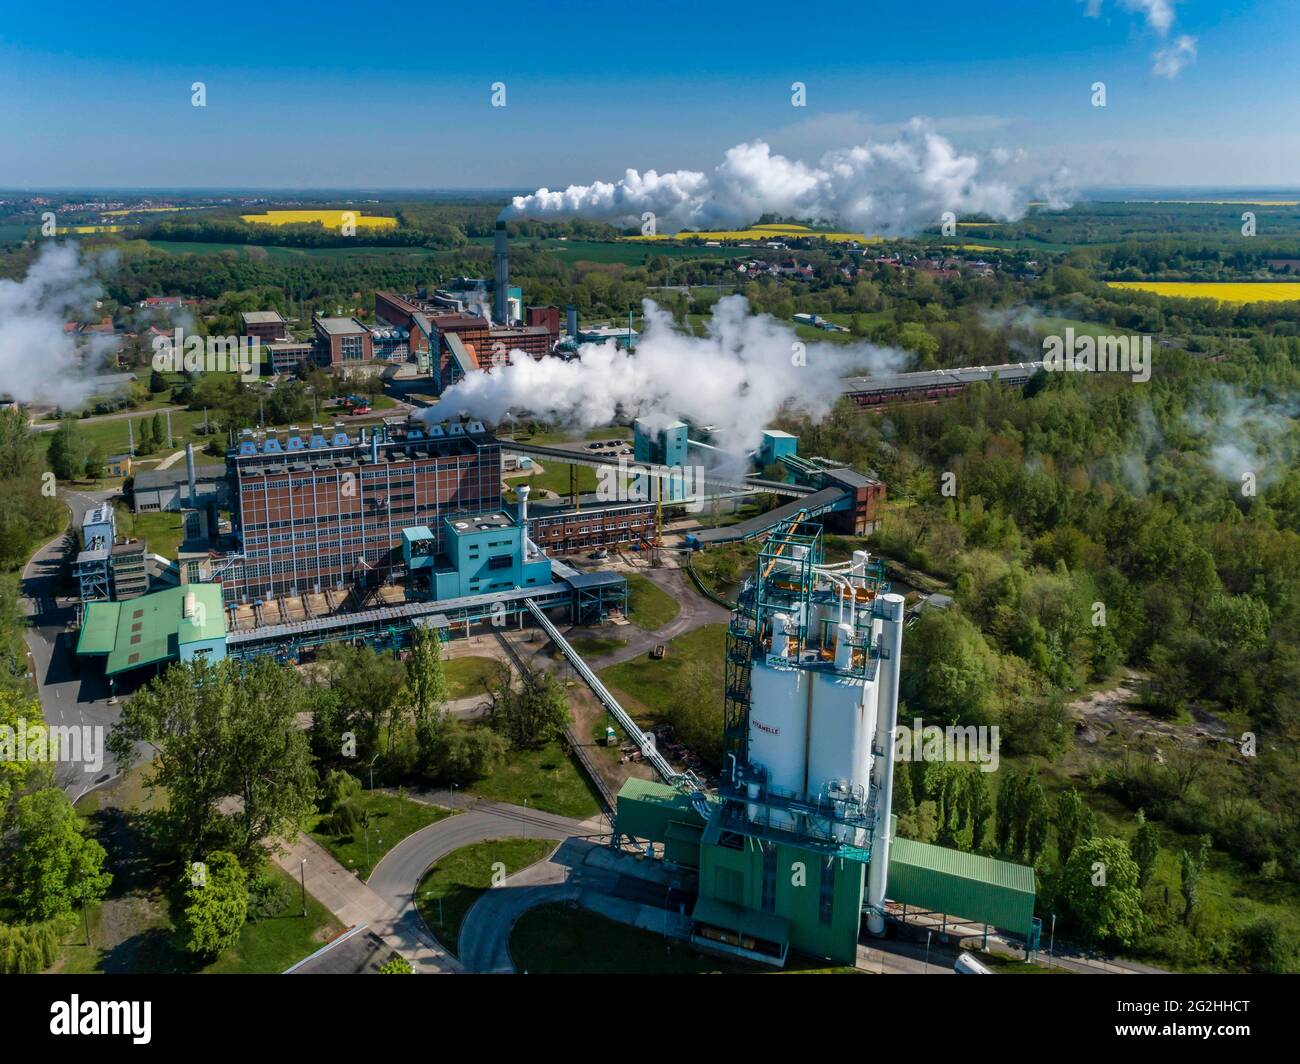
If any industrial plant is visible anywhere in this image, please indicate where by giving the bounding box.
[610,522,1037,966]
[64,217,1039,975]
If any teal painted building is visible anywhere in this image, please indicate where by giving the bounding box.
[402,511,551,601]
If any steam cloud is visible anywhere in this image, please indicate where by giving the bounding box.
[0,243,112,407]
[421,296,909,454]
[506,121,1070,236]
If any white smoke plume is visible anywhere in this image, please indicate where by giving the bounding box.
[1185,384,1299,489]
[0,243,113,407]
[421,296,909,454]
[506,120,1070,236]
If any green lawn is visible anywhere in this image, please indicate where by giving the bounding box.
[309,790,453,879]
[510,904,860,974]
[976,949,1071,975]
[556,633,628,658]
[203,863,344,974]
[600,623,726,725]
[113,502,184,559]
[45,407,215,460]
[443,656,502,700]
[625,573,680,630]
[518,460,599,497]
[61,768,341,975]
[57,860,344,975]
[413,837,555,956]
[467,736,601,819]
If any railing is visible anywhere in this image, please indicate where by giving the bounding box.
[525,598,695,790]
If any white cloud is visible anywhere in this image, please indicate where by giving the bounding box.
[1122,0,1178,36]
[1153,35,1198,78]
[1084,1,1197,78]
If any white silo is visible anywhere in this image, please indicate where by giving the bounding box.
[806,624,879,813]
[866,593,906,934]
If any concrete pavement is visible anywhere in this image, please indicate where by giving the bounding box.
[271,831,464,974]
[20,486,125,798]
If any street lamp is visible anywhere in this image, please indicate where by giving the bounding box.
[1049,913,1056,968]
[924,929,932,974]
[299,858,307,918]
[367,753,380,792]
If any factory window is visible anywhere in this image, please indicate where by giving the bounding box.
[819,859,835,925]
[487,555,512,571]
[760,843,777,913]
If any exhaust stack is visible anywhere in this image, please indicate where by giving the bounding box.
[493,221,509,325]
[185,442,197,508]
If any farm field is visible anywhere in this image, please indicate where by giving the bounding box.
[469,236,748,264]
[145,240,431,259]
[239,210,397,229]
[1107,281,1300,302]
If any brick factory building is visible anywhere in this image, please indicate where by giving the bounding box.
[312,316,374,368]
[220,419,503,604]
[525,305,561,345]
[240,310,288,342]
[527,495,656,554]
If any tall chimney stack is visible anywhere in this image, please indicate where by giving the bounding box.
[185,442,197,508]
[566,303,578,338]
[493,221,509,325]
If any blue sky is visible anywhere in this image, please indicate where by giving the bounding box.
[0,0,1297,190]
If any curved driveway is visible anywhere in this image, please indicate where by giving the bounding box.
[367,797,599,968]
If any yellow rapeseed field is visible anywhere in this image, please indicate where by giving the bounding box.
[1107,281,1300,303]
[239,210,397,229]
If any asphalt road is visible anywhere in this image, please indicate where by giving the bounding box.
[20,486,128,799]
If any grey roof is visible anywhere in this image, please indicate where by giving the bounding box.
[562,570,628,591]
[241,311,285,325]
[818,466,879,489]
[841,361,1044,394]
[133,463,225,491]
[314,316,367,336]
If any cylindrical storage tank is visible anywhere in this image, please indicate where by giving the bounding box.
[852,549,870,574]
[770,612,790,658]
[747,660,808,829]
[806,671,872,807]
[834,621,854,670]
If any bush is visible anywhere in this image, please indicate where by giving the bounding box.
[324,800,365,838]
[245,872,294,923]
[0,922,59,974]
[318,768,361,814]
[1238,916,1295,974]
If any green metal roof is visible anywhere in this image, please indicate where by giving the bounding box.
[77,601,122,655]
[692,896,791,947]
[77,585,228,677]
[617,778,699,811]
[888,838,1036,935]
